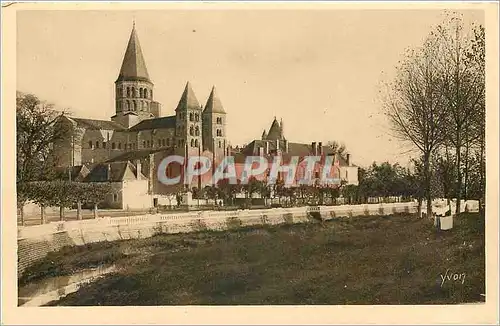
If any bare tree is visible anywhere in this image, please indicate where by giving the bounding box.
[383,33,449,218]
[434,14,485,214]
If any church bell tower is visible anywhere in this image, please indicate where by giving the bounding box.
[112,23,160,128]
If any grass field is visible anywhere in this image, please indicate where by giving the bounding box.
[20,212,485,305]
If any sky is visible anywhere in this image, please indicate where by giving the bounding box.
[16,8,484,168]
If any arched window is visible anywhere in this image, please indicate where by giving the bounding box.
[147,140,150,148]
[89,141,93,149]
[112,142,116,149]
[127,87,130,97]
[195,139,199,147]
[143,141,146,148]
[131,87,136,97]
[144,89,148,99]
[189,126,194,136]
[133,100,137,111]
[158,139,162,147]
[195,113,199,122]
[95,141,100,149]
[195,126,200,136]
[189,113,194,121]
[139,88,143,98]
[191,139,194,147]
[218,141,222,148]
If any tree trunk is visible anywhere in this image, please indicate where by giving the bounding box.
[464,139,470,201]
[59,206,65,221]
[19,205,25,226]
[93,203,98,219]
[479,127,485,215]
[40,205,46,224]
[77,201,82,220]
[455,141,462,215]
[423,152,432,218]
[417,197,422,218]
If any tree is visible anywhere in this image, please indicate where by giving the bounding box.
[24,182,50,224]
[383,23,450,218]
[466,23,486,213]
[326,141,347,160]
[47,180,77,221]
[434,14,485,214]
[16,92,68,219]
[81,182,113,218]
[216,179,241,206]
[342,185,358,205]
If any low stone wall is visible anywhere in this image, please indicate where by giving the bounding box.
[18,202,417,278]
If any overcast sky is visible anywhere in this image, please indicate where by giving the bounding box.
[17,9,484,167]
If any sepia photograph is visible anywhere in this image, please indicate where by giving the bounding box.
[2,1,499,325]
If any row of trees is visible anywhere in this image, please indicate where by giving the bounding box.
[18,181,111,224]
[384,13,485,217]
[16,92,110,225]
[191,161,425,208]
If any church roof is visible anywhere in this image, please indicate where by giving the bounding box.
[83,162,146,182]
[105,148,171,163]
[116,24,151,83]
[241,140,349,166]
[203,86,225,114]
[54,165,91,182]
[71,118,126,131]
[266,117,283,140]
[128,116,176,131]
[176,82,201,111]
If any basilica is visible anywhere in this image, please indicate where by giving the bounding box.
[51,24,358,209]
[53,24,228,168]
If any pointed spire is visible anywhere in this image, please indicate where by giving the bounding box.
[267,117,282,141]
[203,86,226,114]
[280,118,284,138]
[176,81,201,111]
[261,129,267,140]
[116,23,151,83]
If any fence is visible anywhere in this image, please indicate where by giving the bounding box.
[17,202,421,278]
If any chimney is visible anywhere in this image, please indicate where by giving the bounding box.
[136,160,142,180]
[265,141,269,155]
[318,142,323,155]
[346,153,351,166]
[107,163,111,181]
[311,142,317,155]
[284,139,289,153]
